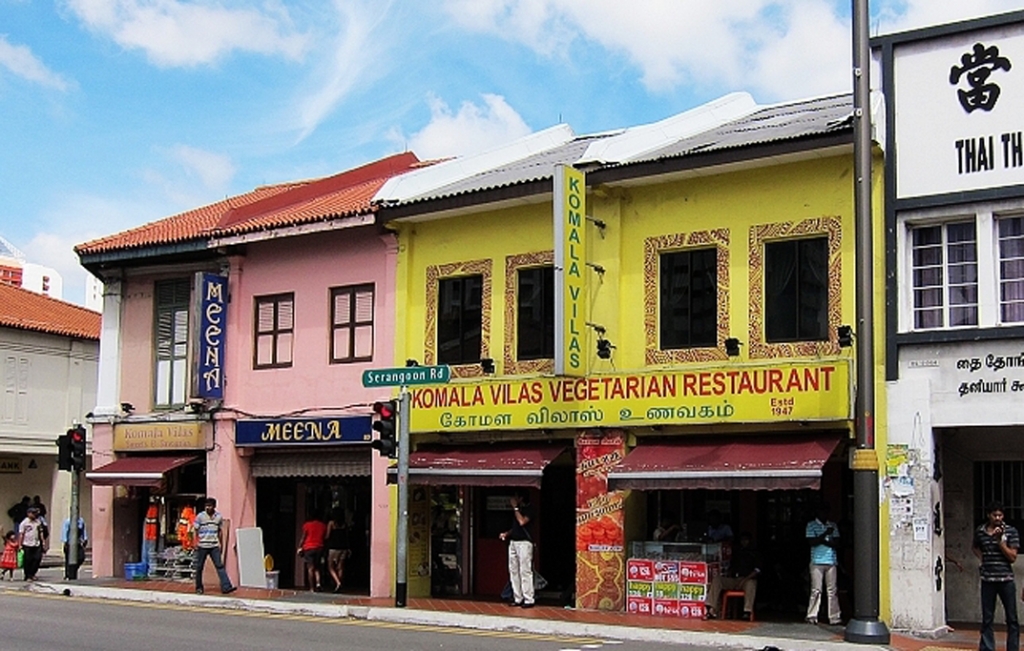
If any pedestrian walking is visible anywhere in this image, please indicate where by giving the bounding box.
[498,492,534,608]
[974,500,1019,651]
[298,512,327,592]
[0,531,19,580]
[325,510,351,593]
[18,506,47,581]
[191,497,236,595]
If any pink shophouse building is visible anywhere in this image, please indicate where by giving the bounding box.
[76,153,422,594]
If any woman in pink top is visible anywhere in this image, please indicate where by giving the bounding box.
[298,514,328,591]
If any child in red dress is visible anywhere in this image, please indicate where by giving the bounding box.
[0,530,19,579]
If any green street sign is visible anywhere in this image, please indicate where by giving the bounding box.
[362,365,452,388]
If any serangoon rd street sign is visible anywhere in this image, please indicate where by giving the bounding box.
[362,365,452,388]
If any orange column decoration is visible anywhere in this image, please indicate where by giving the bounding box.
[575,430,627,611]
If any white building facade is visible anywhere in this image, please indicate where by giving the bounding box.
[0,285,98,549]
[876,10,1024,633]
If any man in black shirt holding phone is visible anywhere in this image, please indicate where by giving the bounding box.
[973,500,1020,651]
[499,492,534,608]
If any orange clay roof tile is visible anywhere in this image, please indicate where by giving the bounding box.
[74,182,306,256]
[0,283,101,340]
[76,153,424,257]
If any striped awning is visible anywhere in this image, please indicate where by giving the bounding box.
[249,450,371,478]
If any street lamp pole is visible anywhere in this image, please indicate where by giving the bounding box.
[845,0,890,644]
[395,389,411,607]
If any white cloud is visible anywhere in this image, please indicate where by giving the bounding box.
[877,0,1024,34]
[17,194,172,306]
[443,0,1024,102]
[170,144,236,191]
[65,0,308,67]
[748,2,852,99]
[398,93,533,159]
[0,35,73,90]
[294,0,393,140]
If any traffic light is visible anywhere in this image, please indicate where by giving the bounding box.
[56,434,73,471]
[69,425,87,472]
[370,400,398,458]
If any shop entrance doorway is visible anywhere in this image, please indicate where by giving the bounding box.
[422,465,576,603]
[256,477,371,593]
[641,471,851,620]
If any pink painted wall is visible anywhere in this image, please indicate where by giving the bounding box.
[223,227,397,597]
[119,276,157,412]
[89,422,115,577]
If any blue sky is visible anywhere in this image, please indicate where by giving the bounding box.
[2,0,1022,306]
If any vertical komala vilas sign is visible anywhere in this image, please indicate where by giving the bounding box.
[554,164,587,377]
[194,272,227,400]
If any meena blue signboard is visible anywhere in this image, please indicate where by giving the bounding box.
[196,273,227,400]
[235,416,373,447]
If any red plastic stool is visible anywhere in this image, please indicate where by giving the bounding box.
[720,590,753,621]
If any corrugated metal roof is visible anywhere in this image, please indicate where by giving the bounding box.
[387,134,611,207]
[383,94,852,210]
[631,93,852,164]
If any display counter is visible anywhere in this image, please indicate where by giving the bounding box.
[626,541,724,618]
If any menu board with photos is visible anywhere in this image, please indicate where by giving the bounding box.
[626,558,712,619]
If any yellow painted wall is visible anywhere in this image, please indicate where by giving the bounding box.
[389,149,892,617]
[396,155,860,373]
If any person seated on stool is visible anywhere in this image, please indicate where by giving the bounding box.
[706,532,760,620]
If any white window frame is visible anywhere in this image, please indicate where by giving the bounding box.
[898,198,1024,332]
[997,212,1024,324]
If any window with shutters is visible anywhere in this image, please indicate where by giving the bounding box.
[154,279,191,407]
[330,284,374,363]
[254,293,294,369]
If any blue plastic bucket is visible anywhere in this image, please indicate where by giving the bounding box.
[125,562,147,580]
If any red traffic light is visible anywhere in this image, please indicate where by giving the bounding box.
[373,401,396,419]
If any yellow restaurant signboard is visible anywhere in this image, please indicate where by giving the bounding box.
[409,359,852,433]
[113,422,205,451]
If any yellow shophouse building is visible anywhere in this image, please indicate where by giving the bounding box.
[374,92,889,622]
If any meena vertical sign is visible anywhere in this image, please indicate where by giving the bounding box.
[553,164,588,376]
[195,272,227,400]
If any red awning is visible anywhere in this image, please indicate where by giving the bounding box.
[391,444,568,487]
[85,455,199,487]
[607,434,844,491]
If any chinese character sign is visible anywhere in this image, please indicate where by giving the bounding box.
[950,42,1012,113]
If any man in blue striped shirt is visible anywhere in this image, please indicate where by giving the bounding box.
[973,501,1019,651]
[805,502,841,625]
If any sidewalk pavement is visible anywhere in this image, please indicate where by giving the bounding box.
[5,565,981,651]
